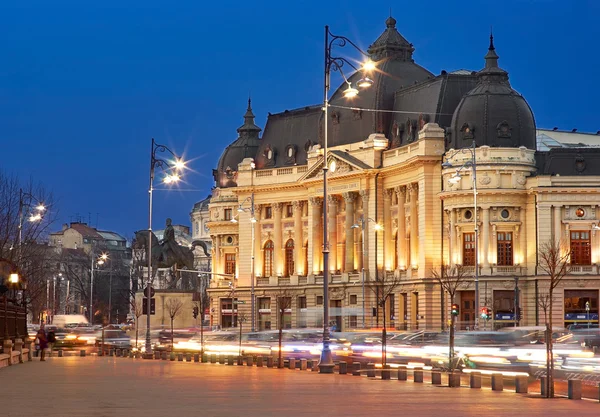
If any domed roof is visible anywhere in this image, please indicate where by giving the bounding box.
[448,35,536,150]
[323,17,433,148]
[213,99,261,188]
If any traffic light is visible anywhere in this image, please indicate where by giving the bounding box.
[480,307,491,320]
[451,303,459,316]
[193,306,199,319]
[142,298,155,315]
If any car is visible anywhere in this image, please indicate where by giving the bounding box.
[95,330,131,349]
[51,327,88,349]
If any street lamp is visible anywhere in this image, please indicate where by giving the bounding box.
[233,193,257,331]
[442,139,479,328]
[146,138,185,357]
[90,252,108,323]
[320,25,375,373]
[351,217,382,329]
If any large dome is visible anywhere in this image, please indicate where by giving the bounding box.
[213,100,261,188]
[448,35,536,150]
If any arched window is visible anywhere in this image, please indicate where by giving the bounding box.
[285,239,295,277]
[263,240,274,277]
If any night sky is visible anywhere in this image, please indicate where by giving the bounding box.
[2,0,599,241]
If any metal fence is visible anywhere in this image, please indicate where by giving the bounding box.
[0,302,27,350]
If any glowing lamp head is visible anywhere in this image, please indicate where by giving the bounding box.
[357,76,374,89]
[343,83,359,99]
[374,224,383,231]
[9,273,19,284]
[28,213,42,222]
[36,204,46,212]
[230,218,238,223]
[174,159,185,170]
[250,217,257,223]
[362,59,376,72]
[448,175,461,185]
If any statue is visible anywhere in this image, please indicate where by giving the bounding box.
[133,218,201,289]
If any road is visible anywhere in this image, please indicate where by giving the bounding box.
[3,356,599,417]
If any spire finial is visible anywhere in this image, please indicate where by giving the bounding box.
[489,26,495,50]
[484,29,499,69]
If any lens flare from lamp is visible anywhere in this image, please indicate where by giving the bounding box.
[9,273,19,284]
[29,213,42,222]
[36,204,46,211]
[230,218,238,223]
[174,159,185,170]
[374,224,383,231]
[362,60,376,72]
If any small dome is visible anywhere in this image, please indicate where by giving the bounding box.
[213,99,261,188]
[448,35,536,150]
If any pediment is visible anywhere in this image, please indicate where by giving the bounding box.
[299,151,370,181]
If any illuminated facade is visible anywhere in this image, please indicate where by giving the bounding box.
[206,18,600,331]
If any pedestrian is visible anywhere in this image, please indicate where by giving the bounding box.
[47,328,56,357]
[36,328,48,361]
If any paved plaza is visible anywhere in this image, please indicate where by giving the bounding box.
[3,357,599,417]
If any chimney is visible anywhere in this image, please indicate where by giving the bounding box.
[62,223,69,231]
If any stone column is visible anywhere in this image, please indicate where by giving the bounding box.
[273,203,283,276]
[449,209,456,266]
[343,192,356,272]
[213,236,220,276]
[383,189,393,271]
[395,186,406,269]
[408,184,418,268]
[328,195,338,273]
[482,207,490,269]
[553,205,562,244]
[519,212,526,266]
[293,201,304,275]
[309,197,322,274]
[359,190,369,273]
[254,206,263,277]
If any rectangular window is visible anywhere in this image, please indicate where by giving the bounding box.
[349,315,358,328]
[463,233,475,266]
[497,232,513,266]
[570,231,591,265]
[265,206,272,219]
[286,204,293,218]
[349,294,357,305]
[225,254,236,275]
[224,208,232,221]
[316,295,323,306]
[298,296,307,309]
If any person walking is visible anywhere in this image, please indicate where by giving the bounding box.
[47,328,56,357]
[36,328,48,361]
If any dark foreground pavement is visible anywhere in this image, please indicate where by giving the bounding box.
[3,357,599,417]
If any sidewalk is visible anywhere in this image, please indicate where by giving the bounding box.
[3,357,598,417]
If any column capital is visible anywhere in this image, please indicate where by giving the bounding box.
[342,191,356,203]
[384,188,393,200]
[308,196,321,206]
[359,189,369,202]
[327,195,338,205]
[292,201,304,211]
[272,202,283,212]
[407,183,418,194]
[394,185,406,197]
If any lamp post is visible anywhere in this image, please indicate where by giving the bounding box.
[442,140,479,329]
[320,25,374,373]
[90,253,108,323]
[232,191,257,331]
[146,138,185,356]
[351,216,382,328]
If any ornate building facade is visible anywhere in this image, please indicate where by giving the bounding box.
[206,18,600,331]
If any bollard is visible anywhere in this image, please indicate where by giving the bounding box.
[300,358,307,371]
[194,353,200,362]
[257,356,264,367]
[431,371,442,385]
[161,352,168,360]
[80,349,86,357]
[469,372,481,388]
[116,349,122,357]
[366,363,376,378]
[413,368,423,383]
[186,353,192,362]
[219,355,225,365]
[177,353,184,361]
[266,356,274,368]
[278,358,285,369]
[289,358,296,370]
[381,366,391,380]
[109,349,114,357]
[154,351,161,360]
[202,353,208,363]
[338,361,347,375]
[237,356,243,366]
[491,373,504,391]
[312,360,319,372]
[568,379,582,400]
[540,376,547,397]
[397,368,407,381]
[515,375,528,394]
[227,355,234,366]
[352,362,362,376]
[210,354,217,364]
[247,356,254,367]
[170,352,176,361]
[597,382,599,403]
[129,351,134,358]
[58,349,63,358]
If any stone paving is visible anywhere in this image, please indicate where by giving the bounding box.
[3,357,599,417]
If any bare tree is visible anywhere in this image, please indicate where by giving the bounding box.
[432,264,469,371]
[131,298,143,349]
[537,292,553,327]
[238,312,248,357]
[369,272,402,367]
[538,239,570,398]
[270,288,297,367]
[165,298,185,349]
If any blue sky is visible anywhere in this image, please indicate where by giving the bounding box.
[1,0,599,240]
